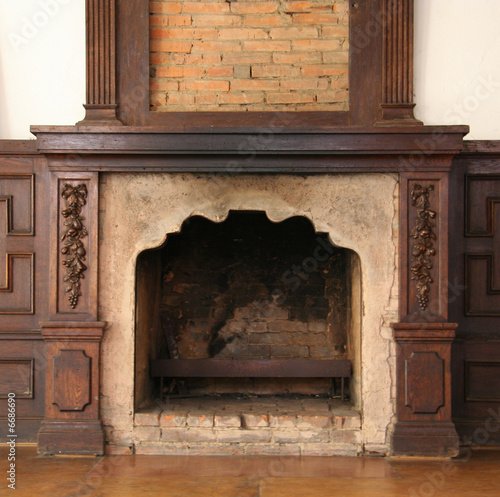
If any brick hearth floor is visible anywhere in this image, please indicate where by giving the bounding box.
[129,397,361,456]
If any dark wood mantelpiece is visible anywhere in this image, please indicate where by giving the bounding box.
[31,125,468,173]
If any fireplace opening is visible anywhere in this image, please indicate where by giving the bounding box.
[135,210,361,410]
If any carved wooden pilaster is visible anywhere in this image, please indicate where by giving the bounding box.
[376,0,423,126]
[392,171,459,456]
[38,321,106,455]
[78,0,122,125]
[49,172,99,320]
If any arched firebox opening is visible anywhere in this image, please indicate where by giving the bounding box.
[135,210,361,410]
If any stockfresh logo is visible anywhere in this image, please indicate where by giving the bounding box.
[8,0,73,52]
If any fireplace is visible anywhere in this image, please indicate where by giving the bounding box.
[93,172,398,455]
[12,0,467,459]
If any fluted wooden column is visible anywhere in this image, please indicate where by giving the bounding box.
[376,0,422,126]
[79,0,122,125]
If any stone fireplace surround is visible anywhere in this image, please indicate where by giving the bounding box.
[99,172,398,455]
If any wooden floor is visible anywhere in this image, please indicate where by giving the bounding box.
[1,446,499,496]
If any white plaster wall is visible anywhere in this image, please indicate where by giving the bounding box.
[1,0,500,140]
[0,0,85,139]
[98,173,399,450]
[414,0,500,140]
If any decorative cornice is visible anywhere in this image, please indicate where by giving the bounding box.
[409,184,436,310]
[61,184,88,309]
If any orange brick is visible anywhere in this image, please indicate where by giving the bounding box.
[272,52,322,64]
[183,2,230,13]
[316,90,349,103]
[243,40,291,52]
[150,1,182,14]
[267,93,315,104]
[231,2,278,14]
[172,53,221,65]
[191,14,241,26]
[293,13,340,24]
[218,28,269,40]
[281,79,328,90]
[180,80,230,91]
[322,25,349,38]
[292,39,341,51]
[231,79,280,91]
[243,15,288,27]
[150,52,172,65]
[192,41,242,52]
[222,53,272,64]
[219,93,264,104]
[322,51,349,64]
[333,1,349,14]
[157,66,205,78]
[251,65,300,78]
[195,94,218,105]
[166,15,192,27]
[206,66,234,77]
[150,91,167,107]
[283,1,314,12]
[301,65,346,76]
[331,74,349,87]
[150,28,218,40]
[150,40,192,53]
[269,27,318,39]
[168,93,195,105]
[150,79,179,91]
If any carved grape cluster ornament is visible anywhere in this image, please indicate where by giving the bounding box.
[410,184,436,310]
[61,184,88,309]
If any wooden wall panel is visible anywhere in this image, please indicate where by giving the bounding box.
[450,142,500,445]
[0,143,50,442]
[0,359,34,398]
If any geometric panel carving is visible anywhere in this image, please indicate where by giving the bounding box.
[0,175,35,235]
[465,254,500,316]
[465,176,500,316]
[405,351,445,414]
[0,358,34,398]
[0,174,35,314]
[0,253,34,314]
[465,361,500,402]
[52,350,91,411]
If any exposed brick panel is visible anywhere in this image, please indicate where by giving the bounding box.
[149,0,349,111]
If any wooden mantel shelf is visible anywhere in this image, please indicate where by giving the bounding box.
[31,125,468,154]
[30,125,469,173]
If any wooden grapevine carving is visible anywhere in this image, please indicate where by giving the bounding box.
[410,184,436,310]
[61,184,88,309]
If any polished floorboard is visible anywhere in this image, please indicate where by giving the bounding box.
[1,446,499,496]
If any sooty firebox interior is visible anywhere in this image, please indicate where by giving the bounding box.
[135,211,358,408]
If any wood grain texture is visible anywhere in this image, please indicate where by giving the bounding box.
[0,358,34,398]
[52,350,91,411]
[392,323,458,456]
[449,144,500,445]
[376,0,422,125]
[80,0,122,124]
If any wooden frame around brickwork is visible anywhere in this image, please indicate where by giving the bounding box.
[80,0,421,128]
